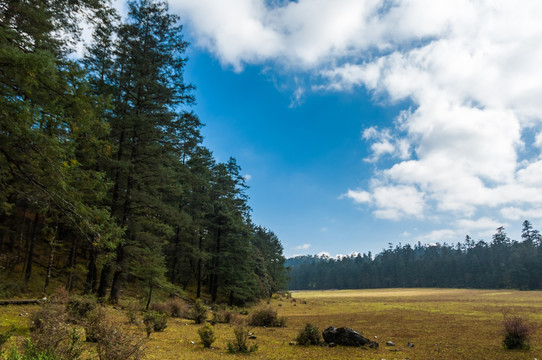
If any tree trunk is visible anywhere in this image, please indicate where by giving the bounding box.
[65,237,78,292]
[210,228,221,302]
[85,245,98,294]
[97,262,111,299]
[43,223,58,293]
[24,214,39,288]
[109,244,124,303]
[145,281,153,311]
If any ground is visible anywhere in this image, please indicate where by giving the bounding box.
[1,288,541,359]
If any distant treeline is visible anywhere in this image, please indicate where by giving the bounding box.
[287,221,542,291]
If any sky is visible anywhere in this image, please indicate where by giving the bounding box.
[113,0,542,257]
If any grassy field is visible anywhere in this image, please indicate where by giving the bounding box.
[1,288,541,359]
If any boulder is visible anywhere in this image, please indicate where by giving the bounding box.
[322,326,375,347]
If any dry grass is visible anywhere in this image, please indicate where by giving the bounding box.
[1,289,541,359]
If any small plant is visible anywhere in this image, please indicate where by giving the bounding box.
[503,315,534,349]
[150,299,189,318]
[126,300,141,324]
[143,311,168,337]
[226,326,257,354]
[247,307,286,327]
[7,338,58,360]
[83,307,106,343]
[210,310,236,325]
[94,318,145,360]
[296,323,322,345]
[49,287,70,305]
[197,323,215,348]
[189,299,208,324]
[0,326,15,356]
[66,296,97,322]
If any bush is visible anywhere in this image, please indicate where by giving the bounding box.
[296,323,321,346]
[210,310,237,325]
[189,299,208,324]
[7,338,58,360]
[149,299,189,318]
[94,318,145,360]
[143,311,167,337]
[226,326,257,354]
[197,324,215,348]
[30,304,83,358]
[247,307,286,327]
[66,296,96,322]
[125,300,141,324]
[503,315,534,349]
[83,307,107,343]
[49,287,70,305]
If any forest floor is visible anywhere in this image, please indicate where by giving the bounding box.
[1,288,541,359]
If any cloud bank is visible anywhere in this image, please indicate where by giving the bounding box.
[172,0,542,240]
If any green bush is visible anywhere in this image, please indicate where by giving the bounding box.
[247,307,286,327]
[189,299,208,324]
[66,296,96,322]
[503,316,534,350]
[7,338,58,360]
[226,326,257,354]
[143,311,168,337]
[296,323,321,346]
[197,324,215,348]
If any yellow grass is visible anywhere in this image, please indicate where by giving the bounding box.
[1,288,541,359]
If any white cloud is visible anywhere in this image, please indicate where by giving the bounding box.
[294,243,311,250]
[244,174,252,181]
[372,185,425,220]
[341,189,371,204]
[174,0,542,225]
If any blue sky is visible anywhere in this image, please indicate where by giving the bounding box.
[112,0,542,257]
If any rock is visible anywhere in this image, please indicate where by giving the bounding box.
[386,341,395,346]
[322,326,372,347]
[369,341,379,348]
[408,342,415,348]
[328,342,337,347]
[289,341,295,346]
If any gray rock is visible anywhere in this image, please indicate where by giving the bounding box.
[386,341,395,346]
[322,326,373,347]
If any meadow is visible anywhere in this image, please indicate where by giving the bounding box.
[1,288,541,359]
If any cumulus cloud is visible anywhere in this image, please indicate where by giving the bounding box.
[294,243,311,250]
[173,0,542,224]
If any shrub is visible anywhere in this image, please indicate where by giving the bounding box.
[247,307,286,327]
[149,299,189,318]
[189,299,208,324]
[94,318,145,360]
[49,287,70,305]
[166,298,190,318]
[296,323,322,346]
[226,326,257,354]
[210,310,236,325]
[83,307,107,343]
[143,311,167,338]
[66,296,96,322]
[198,324,215,348]
[7,338,58,360]
[503,315,534,350]
[30,304,78,357]
[125,300,140,324]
